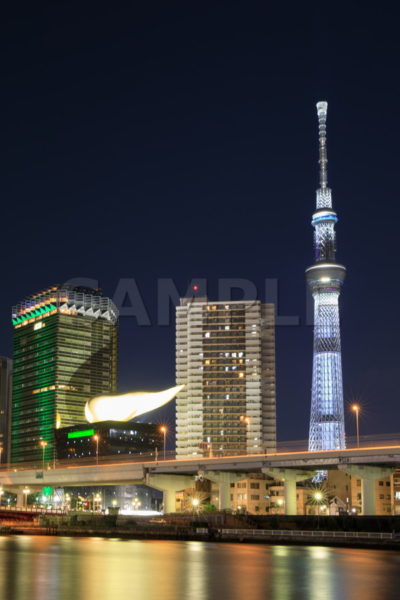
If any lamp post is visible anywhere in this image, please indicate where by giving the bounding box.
[39,440,47,471]
[132,498,141,512]
[206,436,213,458]
[93,434,99,465]
[352,404,360,448]
[160,426,167,460]
[240,415,250,455]
[192,497,200,515]
[94,493,102,512]
[314,491,323,515]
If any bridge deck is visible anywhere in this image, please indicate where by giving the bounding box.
[1,444,400,488]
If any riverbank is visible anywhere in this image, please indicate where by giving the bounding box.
[1,523,399,550]
[2,512,400,549]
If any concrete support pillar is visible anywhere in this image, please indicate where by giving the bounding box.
[205,471,248,511]
[262,468,315,515]
[283,476,297,515]
[339,465,394,515]
[15,486,41,509]
[16,490,25,508]
[362,478,376,516]
[218,479,231,511]
[146,474,194,514]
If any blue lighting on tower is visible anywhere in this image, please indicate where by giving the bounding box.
[306,102,346,456]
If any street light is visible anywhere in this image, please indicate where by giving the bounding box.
[192,497,200,514]
[132,498,141,512]
[206,437,213,458]
[93,434,100,465]
[94,493,102,511]
[160,426,167,460]
[240,416,250,455]
[314,491,324,515]
[39,440,47,471]
[352,404,360,447]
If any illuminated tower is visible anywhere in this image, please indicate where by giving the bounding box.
[306,102,346,451]
[10,285,118,463]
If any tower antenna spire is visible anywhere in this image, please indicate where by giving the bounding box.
[316,101,328,190]
[306,101,346,464]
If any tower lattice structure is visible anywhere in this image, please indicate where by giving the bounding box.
[306,102,346,451]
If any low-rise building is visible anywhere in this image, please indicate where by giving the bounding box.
[55,421,163,460]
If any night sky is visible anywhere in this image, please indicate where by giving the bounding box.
[2,3,399,443]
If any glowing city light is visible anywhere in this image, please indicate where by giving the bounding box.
[307,102,346,458]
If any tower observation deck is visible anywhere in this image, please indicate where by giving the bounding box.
[306,102,346,452]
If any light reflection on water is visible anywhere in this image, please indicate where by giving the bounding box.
[0,536,400,600]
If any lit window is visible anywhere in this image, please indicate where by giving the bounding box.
[34,321,44,331]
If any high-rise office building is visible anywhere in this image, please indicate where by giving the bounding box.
[306,102,346,451]
[11,285,118,463]
[176,298,276,457]
[0,357,12,464]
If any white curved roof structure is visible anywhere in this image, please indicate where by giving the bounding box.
[84,384,184,423]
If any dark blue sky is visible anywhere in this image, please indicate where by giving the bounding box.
[2,2,399,442]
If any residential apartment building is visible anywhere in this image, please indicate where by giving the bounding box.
[176,298,276,457]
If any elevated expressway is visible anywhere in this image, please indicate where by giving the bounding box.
[1,444,399,515]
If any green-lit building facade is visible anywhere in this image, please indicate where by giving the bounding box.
[11,285,118,463]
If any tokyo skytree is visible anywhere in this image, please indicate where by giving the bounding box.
[306,101,346,452]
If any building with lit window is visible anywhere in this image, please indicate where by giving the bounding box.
[176,298,276,457]
[0,357,12,463]
[55,422,163,460]
[10,285,118,463]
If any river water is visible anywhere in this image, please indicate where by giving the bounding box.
[0,536,399,600]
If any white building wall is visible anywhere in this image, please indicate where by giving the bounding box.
[176,298,276,458]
